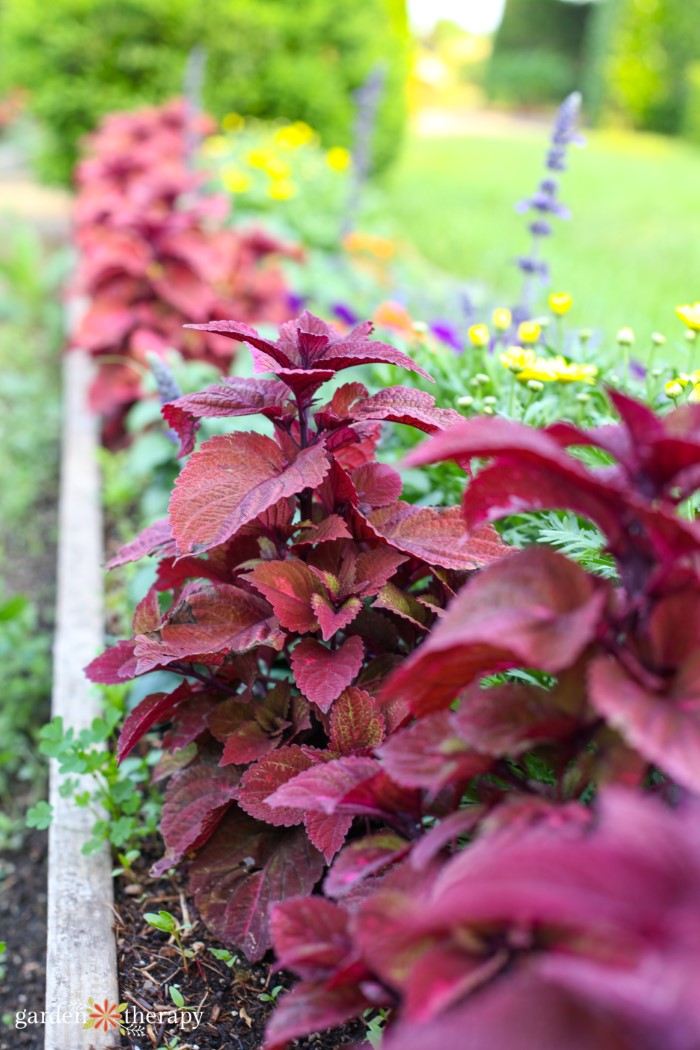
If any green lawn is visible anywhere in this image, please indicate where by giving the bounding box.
[384,124,700,342]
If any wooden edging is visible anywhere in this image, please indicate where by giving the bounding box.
[45,348,120,1050]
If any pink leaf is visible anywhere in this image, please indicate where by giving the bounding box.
[163,377,293,456]
[133,582,282,674]
[358,501,509,571]
[117,682,191,762]
[189,810,324,961]
[378,711,493,790]
[304,811,354,863]
[270,897,353,977]
[237,746,323,826]
[152,764,240,875]
[291,637,365,712]
[106,518,176,569]
[245,560,327,634]
[311,594,363,641]
[265,981,369,1050]
[267,756,380,815]
[329,687,387,754]
[169,433,331,555]
[380,547,606,716]
[324,831,410,898]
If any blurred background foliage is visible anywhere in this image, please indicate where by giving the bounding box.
[0,0,410,183]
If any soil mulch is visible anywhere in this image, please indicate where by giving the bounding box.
[0,830,48,1049]
[115,843,366,1050]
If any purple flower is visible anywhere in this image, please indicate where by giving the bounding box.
[430,320,463,353]
[513,92,584,313]
[333,302,359,326]
[629,358,647,381]
[287,291,306,314]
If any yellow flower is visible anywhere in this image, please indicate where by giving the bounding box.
[326,146,351,172]
[221,164,252,194]
[518,356,597,384]
[468,323,490,347]
[518,320,542,344]
[201,134,229,157]
[222,112,245,133]
[492,307,512,331]
[499,345,537,372]
[690,384,700,404]
[268,178,296,201]
[548,292,573,316]
[676,303,700,332]
[274,121,316,149]
[246,148,290,179]
[617,327,635,346]
[666,380,684,399]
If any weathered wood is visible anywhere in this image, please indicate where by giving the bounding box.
[45,349,120,1050]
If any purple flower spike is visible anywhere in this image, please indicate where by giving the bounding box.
[513,92,584,313]
[430,320,464,353]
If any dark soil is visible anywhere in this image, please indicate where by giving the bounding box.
[0,830,48,1049]
[115,843,366,1050]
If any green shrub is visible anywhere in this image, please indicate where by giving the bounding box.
[486,50,577,107]
[487,0,592,106]
[0,0,409,184]
[682,61,700,146]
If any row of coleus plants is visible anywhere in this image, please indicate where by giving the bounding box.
[71,98,300,444]
[89,312,700,1050]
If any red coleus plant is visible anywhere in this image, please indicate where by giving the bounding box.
[71,99,300,442]
[87,310,507,959]
[260,389,700,1049]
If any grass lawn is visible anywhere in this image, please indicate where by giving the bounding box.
[384,123,700,343]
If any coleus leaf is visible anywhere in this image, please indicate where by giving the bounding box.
[380,547,606,716]
[303,810,354,864]
[351,462,403,509]
[329,687,387,754]
[169,433,331,555]
[117,681,192,762]
[186,312,434,390]
[357,501,509,572]
[106,517,177,569]
[292,514,353,549]
[133,582,282,674]
[151,764,240,876]
[163,377,294,456]
[290,636,365,713]
[209,682,294,766]
[324,831,410,899]
[265,980,371,1050]
[189,809,324,961]
[310,594,363,641]
[237,745,325,827]
[270,897,354,978]
[245,560,327,634]
[84,639,138,684]
[267,756,381,815]
[378,710,493,791]
[349,386,462,432]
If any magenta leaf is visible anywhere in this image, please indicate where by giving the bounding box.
[329,687,386,754]
[189,810,324,961]
[245,560,327,634]
[169,433,331,554]
[381,547,606,716]
[152,764,240,875]
[358,501,509,571]
[291,636,365,712]
[133,582,282,674]
[117,681,192,762]
[163,377,294,456]
[106,517,177,568]
[237,745,325,826]
[267,756,381,815]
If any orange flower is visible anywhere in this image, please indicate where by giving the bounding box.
[373,300,415,335]
[343,231,395,260]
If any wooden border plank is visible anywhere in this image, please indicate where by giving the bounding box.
[45,349,120,1050]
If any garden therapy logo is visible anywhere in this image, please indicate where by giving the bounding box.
[84,996,127,1034]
